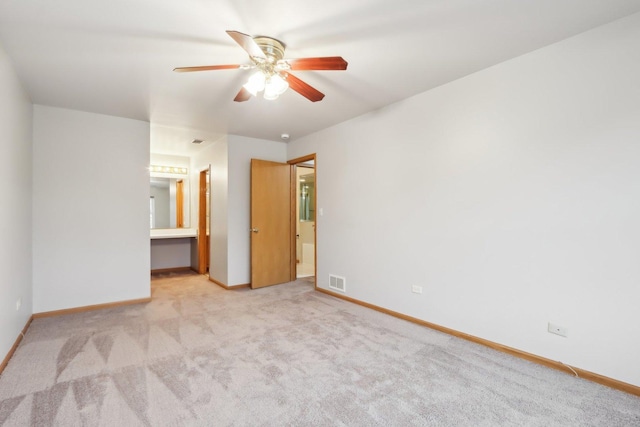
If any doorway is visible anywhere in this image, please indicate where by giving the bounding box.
[295,163,315,278]
[249,154,317,288]
[250,159,292,288]
[197,167,210,274]
[288,154,316,282]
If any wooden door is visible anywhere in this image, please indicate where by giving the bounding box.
[251,159,291,288]
[176,179,184,228]
[197,168,209,274]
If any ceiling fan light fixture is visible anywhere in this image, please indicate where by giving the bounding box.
[263,89,279,100]
[264,74,289,100]
[245,71,289,100]
[243,71,266,96]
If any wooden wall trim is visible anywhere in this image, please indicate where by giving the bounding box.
[208,276,251,290]
[0,316,33,375]
[315,287,640,397]
[287,154,316,165]
[33,297,152,319]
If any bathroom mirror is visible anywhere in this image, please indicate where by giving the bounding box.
[150,176,189,229]
[299,173,315,222]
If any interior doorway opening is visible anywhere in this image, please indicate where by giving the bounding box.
[295,163,315,278]
[197,167,210,274]
[249,154,316,288]
[288,155,316,282]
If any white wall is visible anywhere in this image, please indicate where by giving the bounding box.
[288,13,640,387]
[227,135,287,285]
[191,137,229,284]
[150,153,190,169]
[188,151,210,234]
[0,43,33,360]
[33,106,150,312]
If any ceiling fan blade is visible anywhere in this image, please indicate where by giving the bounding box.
[226,30,266,59]
[234,87,252,102]
[282,72,325,102]
[286,57,348,71]
[174,64,241,72]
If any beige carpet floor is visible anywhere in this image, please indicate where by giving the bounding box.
[0,272,639,426]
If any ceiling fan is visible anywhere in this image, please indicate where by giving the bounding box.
[174,30,348,102]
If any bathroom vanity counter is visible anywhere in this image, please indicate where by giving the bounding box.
[150,228,197,239]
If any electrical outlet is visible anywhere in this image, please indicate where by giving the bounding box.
[411,285,423,294]
[548,322,568,337]
[16,297,21,311]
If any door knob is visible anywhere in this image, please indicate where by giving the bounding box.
[250,228,259,233]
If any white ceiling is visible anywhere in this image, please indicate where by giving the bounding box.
[2,0,640,153]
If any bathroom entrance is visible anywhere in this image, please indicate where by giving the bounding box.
[294,159,315,278]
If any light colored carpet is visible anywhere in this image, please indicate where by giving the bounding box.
[0,272,638,426]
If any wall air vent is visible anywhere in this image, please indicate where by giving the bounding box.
[329,275,346,293]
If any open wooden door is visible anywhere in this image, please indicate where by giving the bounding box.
[176,179,184,228]
[251,159,291,288]
[197,168,209,274]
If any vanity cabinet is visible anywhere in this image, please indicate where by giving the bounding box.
[150,229,197,272]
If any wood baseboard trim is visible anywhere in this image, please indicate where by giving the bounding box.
[316,288,640,397]
[33,297,152,319]
[150,266,193,274]
[208,276,251,290]
[0,316,33,376]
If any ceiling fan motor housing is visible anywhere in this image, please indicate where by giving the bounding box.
[253,36,286,63]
